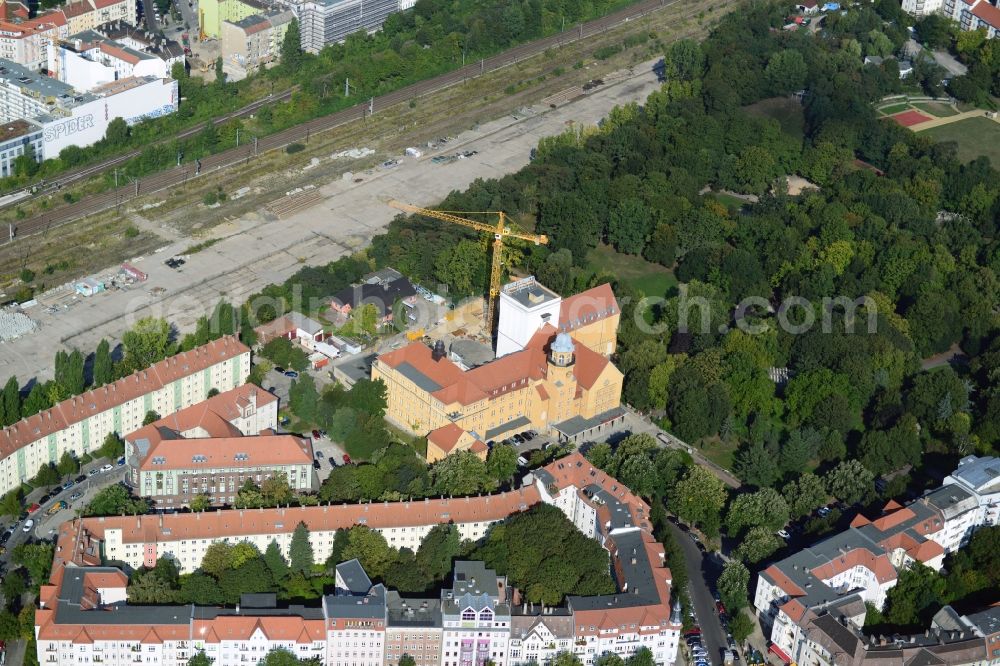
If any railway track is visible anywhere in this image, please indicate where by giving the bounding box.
[11,0,711,240]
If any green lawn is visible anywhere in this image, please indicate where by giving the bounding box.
[743,97,806,138]
[877,103,910,115]
[696,438,738,474]
[587,244,677,298]
[709,192,750,210]
[922,117,1000,167]
[912,102,958,117]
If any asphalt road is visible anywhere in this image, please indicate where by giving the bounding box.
[7,0,703,237]
[669,520,730,666]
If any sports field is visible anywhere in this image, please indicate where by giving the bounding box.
[923,117,1000,167]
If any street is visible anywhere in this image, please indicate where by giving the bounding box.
[669,520,730,666]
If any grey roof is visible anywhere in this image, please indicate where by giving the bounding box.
[485,415,531,441]
[510,612,574,640]
[240,593,277,608]
[950,455,1000,494]
[810,613,860,655]
[234,13,269,29]
[568,530,656,612]
[324,583,387,619]
[193,603,325,620]
[288,311,324,335]
[922,484,978,520]
[330,277,417,314]
[442,561,511,619]
[385,591,442,628]
[336,559,372,595]
[502,279,560,309]
[449,338,494,369]
[395,361,442,392]
[965,605,1000,636]
[56,567,193,625]
[0,59,92,108]
[363,267,404,285]
[332,353,375,384]
[552,406,626,438]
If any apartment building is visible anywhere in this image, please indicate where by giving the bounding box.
[291,0,399,53]
[38,452,682,665]
[373,282,625,462]
[908,0,1000,36]
[755,455,1000,666]
[199,0,270,40]
[440,561,512,666]
[0,117,42,176]
[385,591,443,666]
[125,384,315,507]
[0,336,249,496]
[220,10,293,79]
[53,30,175,91]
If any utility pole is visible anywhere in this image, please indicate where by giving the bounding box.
[345,77,349,97]
[481,58,484,75]
[113,168,118,189]
[8,224,14,242]
[305,127,310,143]
[253,136,258,156]
[236,127,240,147]
[368,97,374,116]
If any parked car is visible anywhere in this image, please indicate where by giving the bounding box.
[521,431,534,441]
[47,501,68,516]
[684,628,702,638]
[62,481,75,490]
[22,519,33,532]
[117,456,126,466]
[817,506,831,517]
[315,451,325,459]
[312,430,321,439]
[328,458,336,467]
[274,367,285,374]
[267,386,277,394]
[88,468,100,477]
[39,493,51,504]
[512,434,525,444]
[777,529,791,539]
[284,370,299,378]
[342,454,352,465]
[27,503,40,514]
[69,492,83,501]
[312,460,321,470]
[100,463,113,472]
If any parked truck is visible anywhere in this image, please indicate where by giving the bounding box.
[46,500,68,516]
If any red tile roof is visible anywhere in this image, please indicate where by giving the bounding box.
[0,336,248,459]
[427,422,465,453]
[559,284,618,332]
[136,434,312,471]
[809,548,897,584]
[970,0,1000,28]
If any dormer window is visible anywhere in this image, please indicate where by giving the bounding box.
[461,608,476,621]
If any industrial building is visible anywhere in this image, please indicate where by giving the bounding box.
[0,57,178,160]
[124,384,316,507]
[0,336,250,496]
[37,452,682,665]
[372,280,625,462]
[291,0,401,53]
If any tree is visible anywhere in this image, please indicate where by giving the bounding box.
[339,526,397,580]
[729,609,754,644]
[34,463,60,487]
[486,444,518,483]
[214,56,225,85]
[0,490,22,518]
[765,49,808,94]
[190,494,212,512]
[22,383,51,418]
[56,451,78,477]
[98,432,125,460]
[2,376,19,426]
[718,560,750,613]
[415,524,461,583]
[200,543,234,578]
[725,488,789,537]
[608,199,649,254]
[0,611,20,641]
[93,339,113,386]
[85,485,149,516]
[11,542,54,587]
[280,18,302,71]
[883,562,948,626]
[732,441,780,489]
[12,143,38,178]
[432,451,495,496]
[824,460,875,505]
[783,473,827,519]
[142,410,161,425]
[180,573,223,605]
[289,375,320,424]
[289,521,314,574]
[261,473,294,505]
[398,657,417,666]
[104,117,130,147]
[264,540,289,581]
[669,467,727,536]
[122,317,171,373]
[187,651,213,666]
[625,648,655,666]
[735,526,783,564]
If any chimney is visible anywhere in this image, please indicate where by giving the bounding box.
[431,340,445,361]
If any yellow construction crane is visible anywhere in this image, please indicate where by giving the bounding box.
[388,200,548,335]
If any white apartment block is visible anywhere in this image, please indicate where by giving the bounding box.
[908,0,1000,37]
[0,336,249,496]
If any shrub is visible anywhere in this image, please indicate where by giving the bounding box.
[202,191,219,206]
[594,44,622,60]
[19,268,34,283]
[286,143,305,154]
[124,225,140,238]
